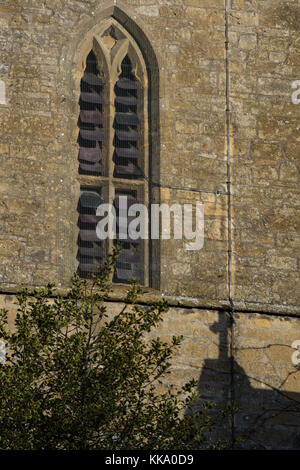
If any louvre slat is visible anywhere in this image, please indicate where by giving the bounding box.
[79,162,102,173]
[115,234,140,245]
[79,263,101,273]
[79,246,103,257]
[79,214,103,224]
[82,73,102,86]
[80,192,103,209]
[80,110,103,125]
[116,266,134,280]
[80,129,104,141]
[115,113,139,126]
[79,144,102,163]
[80,92,104,104]
[116,78,138,90]
[115,163,141,177]
[115,96,138,106]
[114,195,138,209]
[79,230,100,242]
[115,147,140,159]
[115,264,140,281]
[116,129,140,141]
[118,249,139,263]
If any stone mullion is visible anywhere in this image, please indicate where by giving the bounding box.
[140,69,149,286]
[107,66,115,258]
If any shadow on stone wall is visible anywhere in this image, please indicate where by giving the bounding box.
[196,312,300,450]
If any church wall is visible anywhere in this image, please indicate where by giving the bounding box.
[0,0,299,449]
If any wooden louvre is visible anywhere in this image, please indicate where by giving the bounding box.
[113,192,141,282]
[77,190,104,277]
[113,56,141,180]
[77,52,146,285]
[78,51,104,176]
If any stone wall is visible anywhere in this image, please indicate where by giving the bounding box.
[0,0,300,449]
[1,292,300,449]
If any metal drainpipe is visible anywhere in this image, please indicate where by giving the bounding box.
[225,0,236,448]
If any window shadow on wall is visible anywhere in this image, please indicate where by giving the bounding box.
[194,312,300,450]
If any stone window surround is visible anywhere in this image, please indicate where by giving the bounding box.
[23,2,162,291]
[76,18,155,288]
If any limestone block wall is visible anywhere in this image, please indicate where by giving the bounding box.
[0,0,228,296]
[0,0,299,309]
[0,0,299,449]
[1,292,300,449]
[228,1,300,308]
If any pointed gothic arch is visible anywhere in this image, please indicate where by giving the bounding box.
[70,8,160,288]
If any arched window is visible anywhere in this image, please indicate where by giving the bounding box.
[76,24,150,286]
[78,50,104,176]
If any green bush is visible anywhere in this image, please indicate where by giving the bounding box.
[0,249,216,450]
